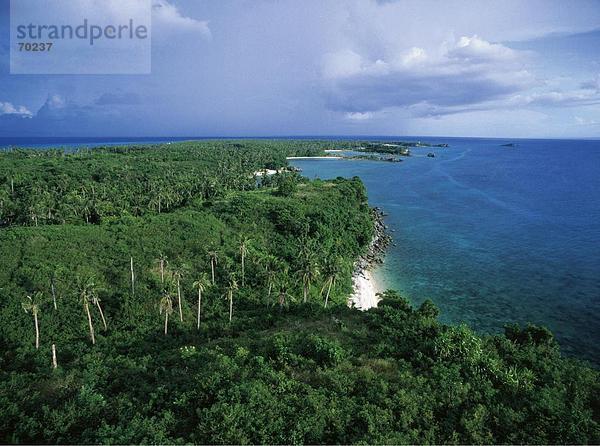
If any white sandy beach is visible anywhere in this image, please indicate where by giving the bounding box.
[349,268,381,310]
[253,169,279,176]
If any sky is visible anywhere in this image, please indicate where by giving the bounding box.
[1,0,600,138]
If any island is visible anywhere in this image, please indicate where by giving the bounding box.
[0,140,597,445]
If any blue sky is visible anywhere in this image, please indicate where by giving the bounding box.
[1,0,600,138]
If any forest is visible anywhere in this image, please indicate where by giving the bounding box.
[0,140,598,444]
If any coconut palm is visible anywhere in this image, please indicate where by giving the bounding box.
[157,253,168,284]
[22,292,42,349]
[321,257,341,308]
[173,269,184,322]
[239,237,250,287]
[299,253,320,303]
[130,256,135,298]
[193,273,210,330]
[50,276,57,310]
[208,250,219,285]
[159,290,174,335]
[266,269,277,301]
[91,290,107,331]
[256,253,279,301]
[77,277,96,345]
[224,276,238,323]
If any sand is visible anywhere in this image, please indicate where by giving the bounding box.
[253,169,279,176]
[349,269,381,310]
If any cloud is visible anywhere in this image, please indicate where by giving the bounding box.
[448,35,520,63]
[0,102,33,117]
[580,74,600,91]
[516,90,600,107]
[152,0,211,39]
[322,35,535,115]
[322,50,365,79]
[345,111,374,121]
[0,94,131,135]
[574,116,600,126]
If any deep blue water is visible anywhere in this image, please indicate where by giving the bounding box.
[291,138,600,365]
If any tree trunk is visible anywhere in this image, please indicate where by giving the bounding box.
[85,301,95,344]
[211,261,215,285]
[51,278,57,310]
[164,312,169,335]
[160,260,164,284]
[197,289,202,330]
[177,279,183,322]
[324,278,333,308]
[303,282,308,303]
[96,301,107,330]
[229,293,233,322]
[130,257,135,297]
[34,312,39,349]
[51,344,57,369]
[241,255,245,287]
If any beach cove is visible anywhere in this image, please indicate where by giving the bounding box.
[290,137,600,365]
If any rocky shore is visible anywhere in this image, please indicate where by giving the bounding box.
[365,207,392,266]
[349,207,392,310]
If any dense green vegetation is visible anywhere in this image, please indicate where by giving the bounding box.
[0,141,598,444]
[0,140,334,226]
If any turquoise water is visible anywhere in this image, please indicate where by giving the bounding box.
[291,138,600,365]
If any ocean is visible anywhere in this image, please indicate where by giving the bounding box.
[290,137,600,366]
[3,136,599,365]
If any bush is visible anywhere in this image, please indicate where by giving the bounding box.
[299,334,346,366]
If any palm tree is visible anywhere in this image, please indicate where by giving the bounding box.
[51,344,57,369]
[299,253,320,303]
[130,256,135,298]
[159,290,174,335]
[50,276,57,310]
[157,253,168,284]
[224,276,238,323]
[239,237,250,287]
[91,290,107,331]
[266,269,277,301]
[257,253,279,302]
[277,268,290,308]
[173,269,184,322]
[78,278,96,345]
[208,251,219,285]
[193,273,210,330]
[321,257,341,308]
[22,292,42,349]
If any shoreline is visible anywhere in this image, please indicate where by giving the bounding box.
[349,207,391,310]
[286,156,343,160]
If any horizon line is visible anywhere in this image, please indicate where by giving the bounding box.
[1,135,599,141]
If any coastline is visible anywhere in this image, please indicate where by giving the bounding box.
[286,156,343,160]
[349,207,391,310]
